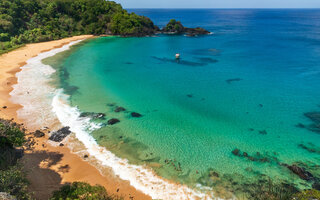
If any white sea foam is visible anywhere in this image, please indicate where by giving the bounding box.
[10,40,83,129]
[11,39,218,200]
[52,90,216,200]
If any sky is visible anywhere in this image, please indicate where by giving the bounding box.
[113,0,320,9]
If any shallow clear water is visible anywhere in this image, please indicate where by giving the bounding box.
[46,9,320,198]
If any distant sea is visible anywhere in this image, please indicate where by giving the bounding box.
[42,9,320,199]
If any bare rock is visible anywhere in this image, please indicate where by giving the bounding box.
[34,130,45,138]
[49,127,71,142]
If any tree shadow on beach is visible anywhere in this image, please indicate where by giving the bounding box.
[21,151,67,200]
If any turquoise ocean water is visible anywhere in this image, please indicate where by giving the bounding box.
[45,9,320,198]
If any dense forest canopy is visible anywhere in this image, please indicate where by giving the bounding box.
[0,0,157,53]
[0,0,211,54]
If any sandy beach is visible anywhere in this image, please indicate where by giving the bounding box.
[0,36,151,200]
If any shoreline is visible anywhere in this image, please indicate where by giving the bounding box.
[0,36,151,200]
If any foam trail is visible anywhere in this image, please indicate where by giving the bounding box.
[52,90,216,200]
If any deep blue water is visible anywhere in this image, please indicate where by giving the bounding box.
[49,9,320,198]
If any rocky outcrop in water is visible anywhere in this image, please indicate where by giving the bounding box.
[184,27,211,37]
[107,118,120,125]
[160,19,210,36]
[49,127,71,142]
[80,112,106,120]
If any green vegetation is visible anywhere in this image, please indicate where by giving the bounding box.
[0,0,157,54]
[0,165,31,200]
[0,119,31,200]
[162,19,185,33]
[293,189,320,200]
[0,119,122,200]
[0,119,25,148]
[51,182,122,200]
[0,0,211,54]
[110,12,158,36]
[0,119,25,170]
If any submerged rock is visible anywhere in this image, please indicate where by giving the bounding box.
[232,148,240,156]
[114,106,126,112]
[131,112,142,118]
[49,127,71,142]
[259,130,267,135]
[209,170,219,178]
[151,56,207,67]
[296,123,306,128]
[226,78,242,84]
[301,111,320,133]
[248,156,256,161]
[284,164,314,181]
[231,148,277,164]
[107,118,120,125]
[305,112,320,124]
[298,143,320,154]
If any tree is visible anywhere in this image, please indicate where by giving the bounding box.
[51,182,122,200]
